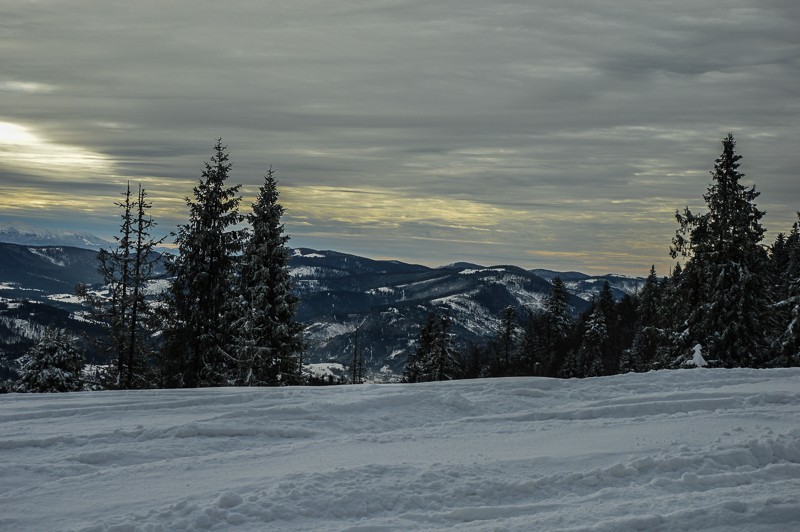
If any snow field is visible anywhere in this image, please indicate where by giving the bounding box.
[1,368,799,531]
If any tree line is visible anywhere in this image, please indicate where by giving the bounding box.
[7,134,800,392]
[404,134,799,382]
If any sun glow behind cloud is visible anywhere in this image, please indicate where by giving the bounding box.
[0,121,113,180]
[0,81,57,94]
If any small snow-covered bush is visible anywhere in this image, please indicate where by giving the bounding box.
[15,328,85,393]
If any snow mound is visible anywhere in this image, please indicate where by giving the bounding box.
[691,343,708,367]
[1,369,799,531]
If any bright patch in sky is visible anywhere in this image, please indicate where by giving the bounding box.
[0,122,36,144]
[0,81,56,94]
[0,121,113,179]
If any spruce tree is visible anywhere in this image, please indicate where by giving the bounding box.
[626,266,664,372]
[772,214,800,366]
[577,306,609,378]
[651,263,690,369]
[671,134,770,367]
[638,266,661,327]
[537,277,574,376]
[429,315,459,381]
[493,306,518,376]
[350,326,364,384]
[162,140,244,387]
[518,310,541,375]
[594,281,617,374]
[402,349,421,383]
[403,313,459,382]
[15,329,85,393]
[560,344,583,379]
[230,168,304,385]
[403,314,437,383]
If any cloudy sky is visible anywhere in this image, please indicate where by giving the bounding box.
[1,0,798,275]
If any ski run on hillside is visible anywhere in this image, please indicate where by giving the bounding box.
[2,368,799,531]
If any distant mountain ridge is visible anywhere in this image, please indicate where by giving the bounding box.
[0,240,645,378]
[288,248,644,375]
[0,221,110,249]
[0,242,104,295]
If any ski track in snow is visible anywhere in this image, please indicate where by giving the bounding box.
[1,369,799,531]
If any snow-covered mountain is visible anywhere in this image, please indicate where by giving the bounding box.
[289,248,644,376]
[531,268,646,301]
[0,243,644,378]
[0,221,109,249]
[0,242,164,371]
[0,242,103,295]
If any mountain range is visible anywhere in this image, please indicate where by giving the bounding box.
[0,227,644,380]
[289,248,643,376]
[0,221,110,249]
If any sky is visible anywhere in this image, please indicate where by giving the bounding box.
[1,0,798,275]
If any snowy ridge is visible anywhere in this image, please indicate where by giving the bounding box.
[459,267,507,275]
[27,247,67,267]
[432,290,497,336]
[563,274,645,302]
[0,221,109,249]
[1,368,799,530]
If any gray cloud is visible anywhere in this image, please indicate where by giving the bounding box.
[0,0,798,274]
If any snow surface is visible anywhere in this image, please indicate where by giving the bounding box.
[459,267,507,275]
[46,293,84,304]
[289,266,344,278]
[0,297,21,309]
[143,278,171,296]
[304,362,346,379]
[0,282,41,292]
[366,286,395,295]
[2,369,800,531]
[291,250,326,259]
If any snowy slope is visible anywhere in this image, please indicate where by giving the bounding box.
[2,368,799,531]
[289,250,590,373]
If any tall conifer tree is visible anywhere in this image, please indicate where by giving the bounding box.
[230,168,304,385]
[123,184,163,388]
[493,306,518,375]
[671,134,770,367]
[162,140,244,387]
[576,306,609,378]
[403,313,458,382]
[625,266,665,372]
[537,276,573,376]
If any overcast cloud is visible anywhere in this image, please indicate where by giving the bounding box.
[1,0,798,274]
